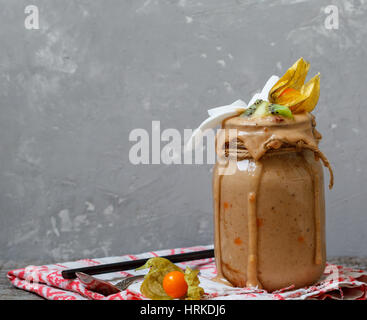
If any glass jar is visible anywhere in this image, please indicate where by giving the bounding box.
[213,113,332,291]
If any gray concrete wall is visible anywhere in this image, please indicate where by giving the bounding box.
[0,0,366,264]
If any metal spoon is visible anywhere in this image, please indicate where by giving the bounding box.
[76,272,144,296]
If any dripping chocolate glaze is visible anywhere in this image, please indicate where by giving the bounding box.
[213,112,333,289]
[219,112,333,189]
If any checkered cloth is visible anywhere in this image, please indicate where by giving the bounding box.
[7,245,367,300]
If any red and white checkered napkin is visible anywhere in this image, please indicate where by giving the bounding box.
[7,245,367,300]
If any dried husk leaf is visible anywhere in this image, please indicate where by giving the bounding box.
[269,58,320,113]
[269,57,310,102]
[184,267,204,300]
[136,257,204,300]
[137,257,182,300]
[296,73,320,113]
[136,257,182,272]
[275,89,308,110]
[140,270,172,300]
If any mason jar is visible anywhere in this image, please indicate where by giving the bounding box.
[213,113,332,291]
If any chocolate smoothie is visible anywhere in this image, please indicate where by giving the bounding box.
[213,113,333,291]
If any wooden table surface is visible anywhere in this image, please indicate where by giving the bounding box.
[1,257,366,300]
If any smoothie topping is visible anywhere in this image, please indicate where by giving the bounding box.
[187,58,321,149]
[241,57,320,119]
[240,99,293,119]
[269,57,320,113]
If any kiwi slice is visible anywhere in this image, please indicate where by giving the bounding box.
[240,99,293,119]
[241,104,257,117]
[252,100,270,118]
[268,104,293,118]
[241,99,263,117]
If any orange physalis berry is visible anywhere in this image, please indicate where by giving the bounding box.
[162,271,188,299]
[278,87,299,98]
